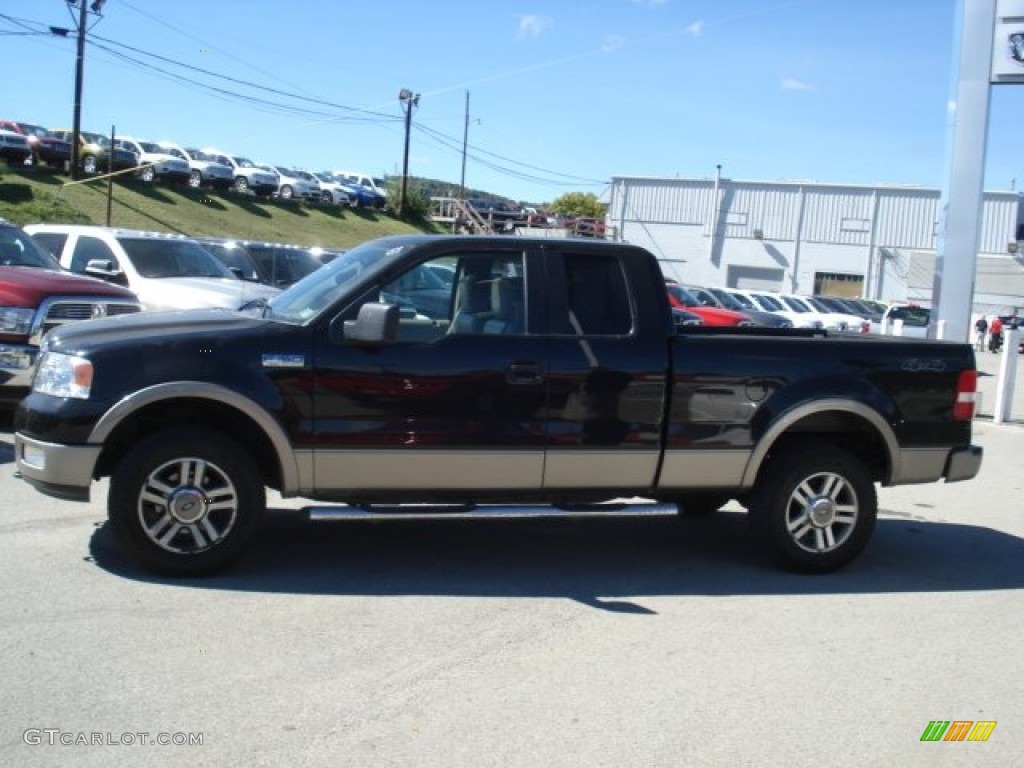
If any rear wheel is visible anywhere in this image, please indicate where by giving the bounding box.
[108,428,266,576]
[188,170,202,188]
[749,442,876,573]
[234,176,249,193]
[140,165,156,183]
[82,154,98,174]
[321,191,333,205]
[279,185,294,199]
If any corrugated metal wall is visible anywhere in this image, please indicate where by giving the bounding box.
[609,175,1022,304]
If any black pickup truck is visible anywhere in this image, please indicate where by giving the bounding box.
[13,235,982,575]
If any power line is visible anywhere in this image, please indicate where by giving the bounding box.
[3,10,602,194]
[89,33,399,121]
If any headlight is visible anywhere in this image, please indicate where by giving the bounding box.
[0,307,35,335]
[33,352,93,399]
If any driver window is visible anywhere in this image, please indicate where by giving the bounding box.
[379,252,526,343]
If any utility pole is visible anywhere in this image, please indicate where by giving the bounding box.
[460,90,469,201]
[69,0,107,181]
[398,88,419,217]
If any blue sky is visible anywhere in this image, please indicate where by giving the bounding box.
[3,0,1023,204]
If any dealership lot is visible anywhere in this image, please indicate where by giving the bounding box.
[0,405,1022,767]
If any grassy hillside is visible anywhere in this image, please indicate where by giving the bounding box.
[0,166,438,249]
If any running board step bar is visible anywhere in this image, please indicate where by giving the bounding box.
[305,501,679,521]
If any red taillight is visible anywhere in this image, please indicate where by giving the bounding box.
[954,369,978,421]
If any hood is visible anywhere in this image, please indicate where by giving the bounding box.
[45,308,270,350]
[133,277,280,312]
[0,266,137,306]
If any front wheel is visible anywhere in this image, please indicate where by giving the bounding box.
[279,185,293,199]
[140,165,156,183]
[749,443,876,573]
[233,176,249,193]
[188,170,202,188]
[108,428,266,576]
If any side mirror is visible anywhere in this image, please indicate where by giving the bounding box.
[341,302,399,346]
[84,258,121,279]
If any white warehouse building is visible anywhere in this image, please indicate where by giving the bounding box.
[606,175,1024,313]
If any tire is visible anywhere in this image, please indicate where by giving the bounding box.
[108,428,266,576]
[749,442,876,573]
[82,154,98,174]
[321,191,333,205]
[188,170,202,189]
[349,195,360,209]
[140,165,156,183]
[234,176,249,193]
[279,185,293,200]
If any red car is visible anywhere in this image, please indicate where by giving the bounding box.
[0,120,72,169]
[666,281,753,326]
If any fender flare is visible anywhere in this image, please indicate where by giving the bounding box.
[740,398,900,488]
[89,381,302,494]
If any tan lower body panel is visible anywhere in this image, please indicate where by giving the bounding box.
[542,450,660,488]
[313,450,543,491]
[658,449,751,489]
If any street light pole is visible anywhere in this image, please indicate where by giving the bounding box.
[398,88,419,217]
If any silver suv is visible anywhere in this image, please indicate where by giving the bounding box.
[201,149,278,197]
[114,137,191,184]
[157,142,234,189]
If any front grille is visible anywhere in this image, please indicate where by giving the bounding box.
[32,298,142,344]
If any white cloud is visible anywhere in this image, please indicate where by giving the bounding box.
[517,14,552,39]
[685,21,704,36]
[781,77,817,92]
[602,35,626,52]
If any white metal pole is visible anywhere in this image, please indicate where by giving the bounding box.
[931,0,997,343]
[993,327,1019,423]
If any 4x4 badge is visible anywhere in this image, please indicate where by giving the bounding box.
[91,304,107,318]
[262,353,305,368]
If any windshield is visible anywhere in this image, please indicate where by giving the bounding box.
[666,283,699,307]
[161,146,187,160]
[266,239,414,323]
[0,226,62,269]
[804,296,833,313]
[751,293,783,311]
[138,142,164,153]
[119,238,236,279]
[232,156,257,168]
[201,243,260,281]
[709,288,744,310]
[727,291,756,310]
[780,296,811,313]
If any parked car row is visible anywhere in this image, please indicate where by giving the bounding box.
[0,117,389,210]
[665,281,909,333]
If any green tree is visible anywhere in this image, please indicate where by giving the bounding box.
[549,191,605,218]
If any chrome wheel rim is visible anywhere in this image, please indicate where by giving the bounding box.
[137,457,239,555]
[784,471,858,554]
